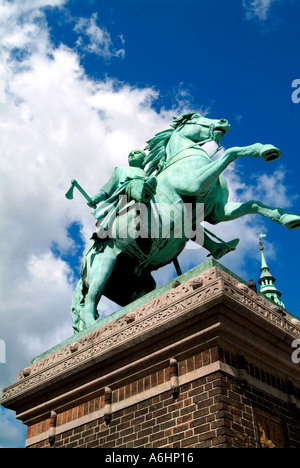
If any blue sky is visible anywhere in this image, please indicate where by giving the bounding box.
[1,0,300,448]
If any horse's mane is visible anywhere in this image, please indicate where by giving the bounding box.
[143,113,198,175]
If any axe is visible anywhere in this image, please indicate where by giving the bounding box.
[65,179,96,208]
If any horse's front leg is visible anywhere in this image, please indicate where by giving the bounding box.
[81,243,121,329]
[226,143,281,162]
[192,143,280,194]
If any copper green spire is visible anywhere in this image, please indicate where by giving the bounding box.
[258,232,285,308]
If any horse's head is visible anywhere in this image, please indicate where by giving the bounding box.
[144,113,231,175]
[173,113,230,145]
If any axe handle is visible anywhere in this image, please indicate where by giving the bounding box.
[71,179,93,204]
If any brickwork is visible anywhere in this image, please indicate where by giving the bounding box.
[25,346,300,449]
[27,372,250,448]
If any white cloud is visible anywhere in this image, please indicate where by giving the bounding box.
[243,0,279,20]
[0,0,66,48]
[0,0,176,447]
[0,407,26,448]
[74,12,125,59]
[250,167,297,207]
[226,162,297,209]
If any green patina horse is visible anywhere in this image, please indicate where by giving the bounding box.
[71,113,300,333]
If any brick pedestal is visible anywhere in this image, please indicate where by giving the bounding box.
[2,260,300,448]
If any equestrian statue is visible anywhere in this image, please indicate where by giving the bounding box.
[66,113,300,333]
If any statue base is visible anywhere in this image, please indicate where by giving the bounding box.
[2,259,300,448]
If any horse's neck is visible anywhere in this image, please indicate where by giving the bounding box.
[166,133,210,167]
[167,133,192,158]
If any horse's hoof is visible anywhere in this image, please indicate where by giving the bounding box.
[228,238,240,250]
[280,213,300,230]
[209,238,240,260]
[260,144,281,162]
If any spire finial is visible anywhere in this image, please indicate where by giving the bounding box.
[258,229,266,251]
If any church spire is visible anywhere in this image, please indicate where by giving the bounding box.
[257,232,285,309]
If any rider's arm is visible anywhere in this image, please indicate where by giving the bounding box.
[90,168,120,204]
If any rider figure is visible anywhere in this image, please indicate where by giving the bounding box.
[89,149,157,237]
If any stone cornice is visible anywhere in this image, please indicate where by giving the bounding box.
[2,265,300,409]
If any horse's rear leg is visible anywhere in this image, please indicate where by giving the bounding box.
[203,232,240,260]
[214,200,300,230]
